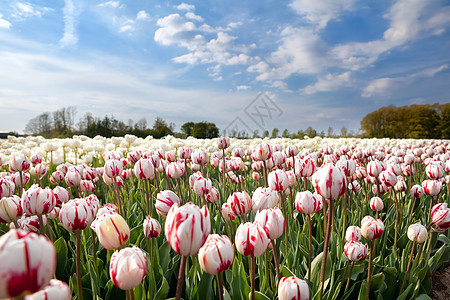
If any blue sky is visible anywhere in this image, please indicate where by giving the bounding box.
[0,0,449,135]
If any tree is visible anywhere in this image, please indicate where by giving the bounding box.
[191,122,219,138]
[305,126,317,138]
[252,130,260,138]
[340,126,348,137]
[181,122,195,137]
[25,112,52,136]
[282,129,289,138]
[151,117,173,138]
[271,128,279,138]
[327,127,334,137]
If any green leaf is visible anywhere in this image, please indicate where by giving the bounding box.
[54,236,68,278]
[381,266,398,299]
[370,273,386,293]
[397,283,413,300]
[308,251,332,291]
[253,291,271,300]
[195,272,214,300]
[415,294,432,300]
[153,276,169,300]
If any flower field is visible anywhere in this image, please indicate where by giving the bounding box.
[0,134,449,300]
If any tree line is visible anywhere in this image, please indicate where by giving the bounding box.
[24,107,219,139]
[360,103,450,139]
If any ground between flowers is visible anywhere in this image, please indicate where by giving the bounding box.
[431,262,450,299]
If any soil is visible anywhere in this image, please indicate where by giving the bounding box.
[430,263,450,299]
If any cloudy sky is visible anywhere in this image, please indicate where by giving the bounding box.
[0,0,449,135]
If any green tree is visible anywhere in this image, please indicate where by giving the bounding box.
[271,128,279,138]
[181,122,195,137]
[191,122,219,138]
[151,117,174,138]
[282,129,289,138]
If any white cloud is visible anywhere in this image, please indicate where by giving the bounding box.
[248,27,327,82]
[236,85,250,91]
[185,12,203,22]
[0,14,12,29]
[155,11,254,78]
[97,1,122,9]
[289,0,356,29]
[362,64,448,97]
[59,0,79,48]
[176,3,195,11]
[302,72,352,94]
[136,10,149,21]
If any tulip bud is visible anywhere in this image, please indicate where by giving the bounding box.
[17,214,46,233]
[345,225,362,242]
[407,222,427,243]
[344,240,368,262]
[95,213,130,250]
[0,229,56,298]
[50,171,65,185]
[0,195,23,224]
[9,154,31,172]
[410,184,425,198]
[255,208,285,240]
[295,191,323,215]
[348,180,362,193]
[361,216,384,240]
[227,191,252,217]
[25,279,71,300]
[134,158,155,180]
[295,156,316,178]
[178,146,192,160]
[198,234,234,275]
[216,137,230,150]
[143,216,161,238]
[379,170,397,187]
[205,186,219,203]
[193,177,212,196]
[278,276,309,300]
[253,143,272,161]
[431,203,450,231]
[155,190,180,217]
[53,186,70,207]
[22,185,56,216]
[251,187,278,212]
[221,203,237,221]
[110,247,147,290]
[367,160,383,177]
[65,167,81,187]
[370,197,384,212]
[312,164,346,200]
[268,170,289,191]
[394,178,407,192]
[59,198,96,231]
[165,202,211,256]
[0,177,15,198]
[426,163,444,179]
[166,162,184,179]
[235,222,269,257]
[422,180,442,196]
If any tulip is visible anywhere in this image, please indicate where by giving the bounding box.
[205,186,219,203]
[110,246,147,292]
[278,276,309,300]
[344,240,368,262]
[0,177,15,198]
[431,203,450,231]
[59,198,96,231]
[198,233,234,275]
[104,159,124,178]
[0,195,22,225]
[426,163,444,179]
[0,229,56,299]
[191,149,209,165]
[422,180,442,197]
[295,191,323,215]
[53,186,70,206]
[133,158,155,180]
[370,197,384,216]
[401,222,428,294]
[193,177,212,196]
[367,160,383,177]
[17,214,46,233]
[21,185,56,216]
[221,203,237,221]
[143,216,161,238]
[235,222,270,300]
[9,154,31,172]
[410,185,425,199]
[25,279,71,300]
[95,213,130,250]
[268,170,289,192]
[80,180,95,193]
[50,171,65,185]
[165,202,210,300]
[379,170,397,187]
[65,167,82,187]
[255,208,284,282]
[345,226,362,242]
[251,187,278,212]
[127,150,142,165]
[227,191,252,218]
[216,137,230,150]
[155,190,180,217]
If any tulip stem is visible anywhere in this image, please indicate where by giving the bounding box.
[271,239,281,283]
[365,240,373,300]
[307,214,312,285]
[400,240,416,294]
[113,178,124,217]
[344,262,354,294]
[263,160,268,187]
[319,199,333,300]
[216,273,224,300]
[250,255,256,300]
[37,214,45,236]
[342,191,347,241]
[280,192,289,260]
[144,179,150,216]
[76,229,84,300]
[91,230,97,268]
[176,255,187,300]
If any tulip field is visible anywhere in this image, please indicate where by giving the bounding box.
[1,134,450,300]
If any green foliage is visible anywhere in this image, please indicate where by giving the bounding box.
[360,103,449,138]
